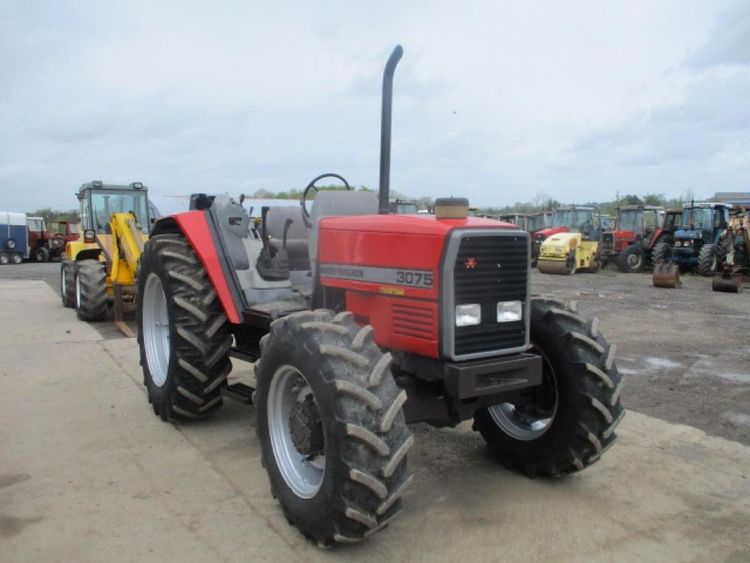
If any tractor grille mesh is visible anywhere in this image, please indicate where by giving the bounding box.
[453,234,528,356]
[600,232,615,255]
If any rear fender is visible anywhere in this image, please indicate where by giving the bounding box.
[153,213,242,324]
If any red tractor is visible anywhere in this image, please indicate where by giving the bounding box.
[26,216,67,262]
[136,46,623,546]
[599,205,671,273]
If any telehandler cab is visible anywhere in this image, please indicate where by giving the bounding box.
[136,46,623,546]
[61,181,150,333]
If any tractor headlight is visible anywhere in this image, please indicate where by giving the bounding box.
[497,301,523,323]
[455,304,481,327]
[84,229,96,243]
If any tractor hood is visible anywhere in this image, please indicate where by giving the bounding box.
[674,229,703,240]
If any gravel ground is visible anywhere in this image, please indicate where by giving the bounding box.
[3,260,749,445]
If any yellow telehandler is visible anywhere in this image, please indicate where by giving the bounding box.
[60,180,151,334]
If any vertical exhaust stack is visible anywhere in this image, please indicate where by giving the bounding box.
[378,45,404,215]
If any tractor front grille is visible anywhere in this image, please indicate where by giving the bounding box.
[444,231,529,359]
[600,232,615,257]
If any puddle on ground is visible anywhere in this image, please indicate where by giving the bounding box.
[645,357,682,369]
[722,412,750,427]
[713,372,750,384]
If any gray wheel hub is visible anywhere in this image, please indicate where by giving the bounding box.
[488,348,559,441]
[142,273,170,388]
[289,397,324,457]
[268,365,325,499]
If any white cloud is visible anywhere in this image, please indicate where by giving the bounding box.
[0,0,746,212]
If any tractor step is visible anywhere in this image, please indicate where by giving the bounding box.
[652,263,681,288]
[222,383,254,404]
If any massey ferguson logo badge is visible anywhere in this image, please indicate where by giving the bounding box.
[464,257,478,269]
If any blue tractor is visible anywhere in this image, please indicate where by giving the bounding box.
[652,202,730,276]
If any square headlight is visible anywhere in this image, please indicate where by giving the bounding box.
[497,301,522,323]
[456,304,481,327]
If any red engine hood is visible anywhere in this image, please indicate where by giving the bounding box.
[535,226,569,239]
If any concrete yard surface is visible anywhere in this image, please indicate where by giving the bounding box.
[1,280,749,562]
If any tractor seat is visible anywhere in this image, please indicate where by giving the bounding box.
[308,191,379,271]
[264,206,310,271]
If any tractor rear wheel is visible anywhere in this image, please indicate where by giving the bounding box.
[255,309,413,546]
[473,298,624,476]
[616,245,644,273]
[60,259,76,308]
[697,244,717,276]
[137,234,231,421]
[75,260,108,321]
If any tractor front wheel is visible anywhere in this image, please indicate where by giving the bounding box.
[255,309,413,546]
[75,260,108,321]
[697,244,717,276]
[473,298,624,476]
[137,234,231,421]
[651,240,672,266]
[616,245,644,273]
[60,259,76,307]
[33,247,50,262]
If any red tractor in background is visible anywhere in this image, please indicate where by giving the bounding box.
[599,205,674,273]
[136,46,623,546]
[26,216,67,262]
[49,220,79,247]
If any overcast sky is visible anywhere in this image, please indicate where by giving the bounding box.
[1,0,748,212]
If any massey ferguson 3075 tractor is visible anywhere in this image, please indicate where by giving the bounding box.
[136,46,624,546]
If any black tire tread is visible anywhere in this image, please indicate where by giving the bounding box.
[76,260,108,321]
[475,298,624,477]
[139,234,231,421]
[697,243,716,276]
[61,259,76,308]
[256,309,413,546]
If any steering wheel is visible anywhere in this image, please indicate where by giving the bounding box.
[301,173,352,227]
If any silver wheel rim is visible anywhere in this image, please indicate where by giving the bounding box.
[142,273,170,387]
[488,347,558,441]
[268,365,325,499]
[627,252,641,270]
[0,255,7,264]
[75,272,81,308]
[12,253,22,264]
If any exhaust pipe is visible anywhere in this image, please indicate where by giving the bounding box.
[378,45,403,215]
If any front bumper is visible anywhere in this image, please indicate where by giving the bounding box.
[443,352,542,400]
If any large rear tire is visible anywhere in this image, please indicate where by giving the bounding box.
[255,309,413,546]
[137,234,231,421]
[473,298,624,476]
[61,259,76,308]
[697,243,717,276]
[75,260,108,321]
